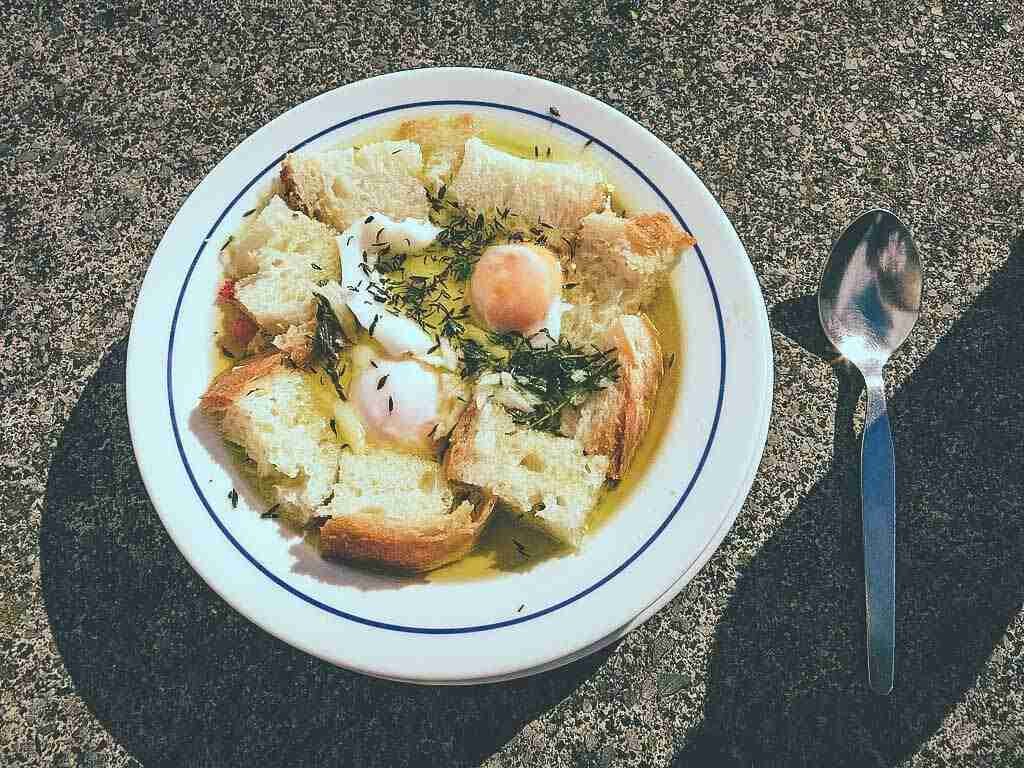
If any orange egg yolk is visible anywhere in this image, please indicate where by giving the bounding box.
[469,244,562,334]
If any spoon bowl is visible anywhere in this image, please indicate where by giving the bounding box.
[818,209,922,695]
[819,210,922,373]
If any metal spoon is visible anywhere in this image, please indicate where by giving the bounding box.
[818,209,922,695]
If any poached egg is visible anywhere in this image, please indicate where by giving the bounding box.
[469,243,568,347]
[349,353,441,450]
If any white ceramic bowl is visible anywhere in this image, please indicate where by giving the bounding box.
[127,68,772,684]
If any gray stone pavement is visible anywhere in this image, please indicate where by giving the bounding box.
[1,1,1021,766]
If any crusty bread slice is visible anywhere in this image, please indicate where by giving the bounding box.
[233,248,329,334]
[444,399,608,548]
[561,207,695,348]
[327,449,454,519]
[223,195,339,279]
[319,450,496,571]
[199,351,287,412]
[280,140,429,231]
[448,137,605,231]
[563,314,664,479]
[201,355,339,525]
[575,208,695,307]
[395,113,481,185]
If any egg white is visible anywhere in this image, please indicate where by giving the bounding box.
[525,298,572,348]
[327,213,442,357]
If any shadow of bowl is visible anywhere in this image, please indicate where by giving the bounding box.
[40,338,609,767]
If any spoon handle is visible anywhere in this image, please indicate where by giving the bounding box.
[862,375,895,695]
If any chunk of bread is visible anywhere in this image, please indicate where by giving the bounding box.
[561,207,695,347]
[200,355,340,525]
[280,140,429,231]
[223,196,339,279]
[319,450,496,571]
[396,113,482,186]
[444,400,608,547]
[448,137,605,231]
[199,352,287,412]
[233,248,331,334]
[563,314,664,479]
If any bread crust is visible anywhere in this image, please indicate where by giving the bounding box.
[395,113,480,181]
[319,492,497,572]
[442,400,481,479]
[199,352,287,413]
[624,212,696,257]
[576,314,664,479]
[279,154,319,220]
[396,112,477,145]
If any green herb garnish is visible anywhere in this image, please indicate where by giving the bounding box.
[462,332,619,433]
[460,339,493,378]
[311,294,349,400]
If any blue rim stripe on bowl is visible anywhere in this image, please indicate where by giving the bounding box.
[167,99,727,634]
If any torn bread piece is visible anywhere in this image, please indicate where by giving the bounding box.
[448,137,605,231]
[280,140,429,231]
[562,314,664,479]
[320,450,496,572]
[562,207,695,347]
[233,248,332,335]
[222,195,339,279]
[444,399,608,548]
[396,113,482,186]
[200,354,340,526]
[219,195,338,351]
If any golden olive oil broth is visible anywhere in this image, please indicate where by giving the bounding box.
[211,114,684,582]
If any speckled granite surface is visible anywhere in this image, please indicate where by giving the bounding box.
[2,1,1022,766]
